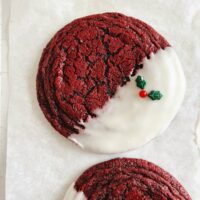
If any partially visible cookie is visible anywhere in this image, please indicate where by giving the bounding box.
[37,12,185,153]
[64,158,191,200]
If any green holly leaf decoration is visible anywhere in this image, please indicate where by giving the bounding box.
[135,75,163,101]
[135,75,146,89]
[148,90,163,100]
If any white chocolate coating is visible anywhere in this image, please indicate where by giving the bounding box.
[63,183,86,200]
[69,47,186,153]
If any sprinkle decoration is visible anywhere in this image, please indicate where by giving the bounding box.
[139,90,148,98]
[148,90,163,100]
[135,75,146,89]
[135,75,163,100]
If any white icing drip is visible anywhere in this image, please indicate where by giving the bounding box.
[63,182,86,200]
[69,47,186,153]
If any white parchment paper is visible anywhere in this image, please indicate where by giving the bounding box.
[6,0,200,199]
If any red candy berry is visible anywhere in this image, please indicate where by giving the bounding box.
[139,90,147,98]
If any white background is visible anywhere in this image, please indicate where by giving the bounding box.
[2,0,200,199]
[1,0,10,199]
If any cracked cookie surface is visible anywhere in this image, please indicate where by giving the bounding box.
[64,158,191,200]
[37,12,169,138]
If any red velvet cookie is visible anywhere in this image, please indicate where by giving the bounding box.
[37,12,168,134]
[36,12,185,153]
[64,158,191,200]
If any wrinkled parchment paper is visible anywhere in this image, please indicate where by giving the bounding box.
[6,0,200,199]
